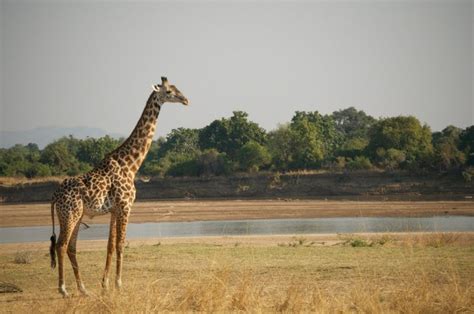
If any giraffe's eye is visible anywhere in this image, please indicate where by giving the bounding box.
[166,91,172,94]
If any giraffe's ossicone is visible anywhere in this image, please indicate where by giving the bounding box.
[49,77,189,297]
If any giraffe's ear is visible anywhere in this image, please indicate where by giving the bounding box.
[152,84,160,92]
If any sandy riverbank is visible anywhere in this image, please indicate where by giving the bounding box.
[0,199,473,228]
[1,231,473,254]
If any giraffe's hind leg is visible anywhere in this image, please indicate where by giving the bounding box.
[67,218,88,296]
[56,204,82,297]
[56,222,76,297]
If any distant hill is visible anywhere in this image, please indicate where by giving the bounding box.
[0,127,124,149]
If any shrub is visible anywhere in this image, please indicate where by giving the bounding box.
[346,156,372,170]
[377,148,406,170]
[166,159,199,177]
[197,149,232,176]
[14,251,32,264]
[349,238,373,247]
[25,162,52,178]
[238,141,271,172]
[462,167,473,182]
[333,156,347,170]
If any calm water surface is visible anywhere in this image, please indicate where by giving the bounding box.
[0,216,473,244]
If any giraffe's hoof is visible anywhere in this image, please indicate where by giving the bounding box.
[59,285,69,298]
[102,279,109,290]
[115,279,122,289]
[79,288,90,296]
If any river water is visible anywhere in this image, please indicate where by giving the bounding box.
[0,216,473,244]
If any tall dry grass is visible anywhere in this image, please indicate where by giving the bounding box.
[0,233,472,313]
[37,266,471,313]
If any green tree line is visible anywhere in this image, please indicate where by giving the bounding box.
[1,107,473,179]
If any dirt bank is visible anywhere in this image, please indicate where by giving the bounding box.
[1,171,473,203]
[1,200,473,227]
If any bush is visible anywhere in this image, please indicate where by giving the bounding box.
[349,239,373,247]
[14,251,32,264]
[197,149,232,176]
[332,156,347,170]
[462,167,474,182]
[376,148,406,170]
[24,163,52,178]
[166,159,199,177]
[238,141,271,172]
[140,160,166,177]
[346,156,372,170]
[165,149,232,177]
[337,137,369,159]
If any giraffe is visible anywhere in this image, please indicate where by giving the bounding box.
[49,77,188,297]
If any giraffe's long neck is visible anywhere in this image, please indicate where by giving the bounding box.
[110,92,163,174]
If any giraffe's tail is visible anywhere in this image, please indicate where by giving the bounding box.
[50,202,57,269]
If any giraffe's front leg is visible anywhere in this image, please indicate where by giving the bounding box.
[115,206,131,289]
[102,212,117,290]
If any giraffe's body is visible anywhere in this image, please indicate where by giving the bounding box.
[52,158,128,220]
[50,77,188,297]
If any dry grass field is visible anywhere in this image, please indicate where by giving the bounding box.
[0,233,473,313]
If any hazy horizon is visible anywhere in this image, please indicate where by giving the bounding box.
[1,0,472,141]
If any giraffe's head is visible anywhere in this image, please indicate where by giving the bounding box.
[152,77,189,106]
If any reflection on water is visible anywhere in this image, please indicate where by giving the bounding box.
[1,216,473,244]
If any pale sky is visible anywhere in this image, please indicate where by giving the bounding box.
[0,0,472,140]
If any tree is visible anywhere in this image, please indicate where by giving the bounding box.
[199,111,267,159]
[432,125,462,146]
[287,111,341,169]
[198,119,229,154]
[0,145,30,176]
[41,137,91,175]
[332,107,375,160]
[459,126,474,166]
[157,128,200,158]
[145,128,202,177]
[0,144,46,177]
[432,126,465,170]
[77,136,120,166]
[227,111,267,156]
[196,149,231,176]
[140,138,165,176]
[332,107,376,139]
[288,112,324,169]
[267,124,293,170]
[238,141,271,172]
[367,116,433,167]
[24,162,52,178]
